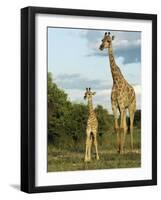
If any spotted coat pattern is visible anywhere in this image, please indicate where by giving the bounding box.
[84,89,99,161]
[99,32,136,153]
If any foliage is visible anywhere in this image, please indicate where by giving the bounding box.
[48,72,141,150]
[134,109,141,128]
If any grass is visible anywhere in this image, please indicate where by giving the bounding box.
[48,128,141,172]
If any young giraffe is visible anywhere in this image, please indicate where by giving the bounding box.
[99,32,136,154]
[84,88,99,162]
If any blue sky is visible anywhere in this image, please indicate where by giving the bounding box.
[48,27,141,113]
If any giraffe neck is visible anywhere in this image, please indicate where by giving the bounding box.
[108,45,124,82]
[87,98,94,114]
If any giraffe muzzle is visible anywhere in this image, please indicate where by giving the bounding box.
[99,45,104,51]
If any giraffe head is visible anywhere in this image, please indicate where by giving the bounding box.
[99,32,114,50]
[84,88,96,100]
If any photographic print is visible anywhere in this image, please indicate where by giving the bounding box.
[21,7,157,193]
[47,28,141,172]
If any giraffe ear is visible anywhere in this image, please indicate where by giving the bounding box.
[92,92,96,95]
[112,35,115,40]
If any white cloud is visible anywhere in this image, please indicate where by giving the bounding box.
[133,85,141,109]
[55,73,111,90]
[83,30,141,64]
[133,84,141,95]
[114,39,141,49]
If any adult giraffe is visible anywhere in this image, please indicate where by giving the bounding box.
[99,32,136,154]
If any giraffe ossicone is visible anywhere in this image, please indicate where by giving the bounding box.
[99,32,136,154]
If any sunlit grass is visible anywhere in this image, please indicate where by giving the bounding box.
[48,128,141,172]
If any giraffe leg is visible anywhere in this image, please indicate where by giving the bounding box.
[84,137,89,162]
[88,135,93,161]
[120,109,126,154]
[129,108,135,152]
[85,130,91,162]
[85,139,88,162]
[122,109,127,152]
[93,133,99,160]
[112,105,120,153]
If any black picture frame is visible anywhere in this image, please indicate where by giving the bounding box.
[21,6,157,193]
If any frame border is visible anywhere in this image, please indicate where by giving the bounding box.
[21,6,157,193]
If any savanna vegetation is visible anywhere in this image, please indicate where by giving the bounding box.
[47,72,141,172]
